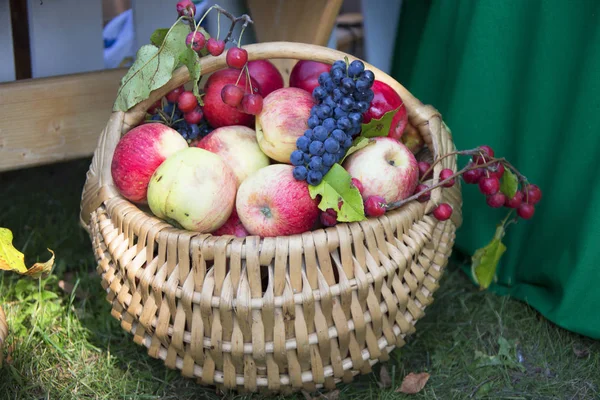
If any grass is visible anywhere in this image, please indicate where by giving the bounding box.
[0,158,598,399]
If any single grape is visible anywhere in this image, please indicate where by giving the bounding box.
[418,161,432,180]
[323,96,337,109]
[320,209,338,227]
[332,88,343,102]
[433,203,453,221]
[479,176,500,195]
[335,148,346,161]
[324,137,340,154]
[304,128,314,140]
[290,150,305,166]
[462,166,483,184]
[293,166,308,180]
[365,196,387,217]
[313,86,327,102]
[241,93,263,115]
[186,31,206,52]
[303,152,311,164]
[318,72,330,86]
[341,97,354,112]
[307,170,323,186]
[362,90,374,104]
[439,168,455,187]
[334,107,347,119]
[523,184,542,204]
[296,136,310,152]
[332,129,346,142]
[343,136,353,149]
[517,203,535,219]
[226,47,248,69]
[322,118,336,133]
[356,79,370,92]
[206,38,225,56]
[357,101,370,113]
[486,192,506,208]
[331,68,344,84]
[348,112,362,126]
[473,145,495,165]
[348,60,365,78]
[341,77,355,93]
[221,84,244,107]
[337,117,351,131]
[360,70,375,85]
[332,60,346,71]
[309,141,325,156]
[189,123,200,139]
[309,156,323,171]
[316,104,332,119]
[307,115,320,129]
[184,107,203,124]
[415,184,430,202]
[313,126,328,141]
[504,191,523,208]
[351,178,364,196]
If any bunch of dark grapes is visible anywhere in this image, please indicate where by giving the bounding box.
[290,59,375,185]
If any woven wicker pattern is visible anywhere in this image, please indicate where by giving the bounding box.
[0,305,7,367]
[80,42,462,393]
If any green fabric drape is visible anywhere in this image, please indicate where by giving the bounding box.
[391,0,600,339]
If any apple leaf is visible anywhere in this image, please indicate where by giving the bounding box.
[361,107,400,138]
[500,167,519,199]
[340,136,374,164]
[0,228,55,279]
[150,28,170,47]
[179,48,202,103]
[471,224,507,290]
[308,164,366,222]
[113,22,191,112]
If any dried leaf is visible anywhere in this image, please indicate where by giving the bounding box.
[573,345,590,359]
[379,365,392,388]
[0,228,54,278]
[396,372,430,394]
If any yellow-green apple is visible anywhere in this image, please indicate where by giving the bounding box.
[363,80,408,140]
[213,208,249,237]
[111,123,188,204]
[196,125,270,186]
[236,164,320,237]
[202,68,261,128]
[247,60,284,97]
[256,87,315,163]
[400,123,425,154]
[342,137,419,203]
[147,148,237,232]
[289,60,331,94]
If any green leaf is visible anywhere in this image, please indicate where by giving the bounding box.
[361,107,399,138]
[150,28,169,47]
[179,48,202,101]
[474,336,525,372]
[340,136,374,164]
[471,224,507,290]
[500,167,518,199]
[113,22,191,112]
[308,164,366,222]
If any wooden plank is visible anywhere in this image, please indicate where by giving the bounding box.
[132,0,180,48]
[27,0,105,78]
[0,68,126,172]
[360,0,402,74]
[0,1,16,83]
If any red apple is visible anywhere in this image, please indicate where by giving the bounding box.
[111,123,188,204]
[202,68,261,128]
[289,60,331,95]
[256,87,316,163]
[196,125,270,186]
[213,208,249,237]
[400,123,424,154]
[236,164,320,237]
[363,80,408,140]
[342,137,419,203]
[147,148,237,233]
[247,60,284,97]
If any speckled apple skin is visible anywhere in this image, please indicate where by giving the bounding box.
[236,164,320,237]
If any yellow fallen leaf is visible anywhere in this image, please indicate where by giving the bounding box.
[0,228,55,278]
[396,372,430,394]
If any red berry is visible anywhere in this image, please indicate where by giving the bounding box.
[479,176,500,195]
[473,145,495,165]
[206,38,225,56]
[418,161,432,180]
[365,196,387,217]
[517,203,535,219]
[504,191,523,208]
[178,91,197,113]
[148,99,162,114]
[176,0,195,17]
[166,86,185,103]
[320,209,338,227]
[221,84,245,107]
[415,184,430,202]
[523,184,542,205]
[487,162,505,179]
[241,93,263,115]
[439,168,455,187]
[226,47,248,69]
[186,31,206,52]
[463,166,484,184]
[486,192,506,208]
[433,203,453,221]
[351,178,364,196]
[184,107,203,124]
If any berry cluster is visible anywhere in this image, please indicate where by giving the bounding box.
[291,59,375,186]
[221,48,264,115]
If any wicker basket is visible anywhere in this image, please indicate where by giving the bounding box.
[79,42,462,393]
[0,305,7,367]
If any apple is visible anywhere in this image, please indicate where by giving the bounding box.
[342,137,419,204]
[247,60,284,97]
[289,60,331,95]
[400,123,425,154]
[147,147,237,232]
[256,87,316,163]
[111,123,188,204]
[203,68,261,128]
[363,80,408,140]
[196,125,270,186]
[213,208,249,237]
[236,164,320,237]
